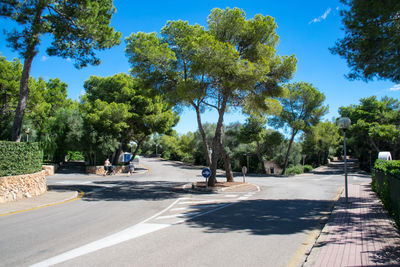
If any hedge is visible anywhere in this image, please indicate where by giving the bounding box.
[372,159,400,227]
[0,141,42,177]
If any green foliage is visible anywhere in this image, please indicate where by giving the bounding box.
[270,82,328,174]
[1,0,121,68]
[374,159,400,177]
[81,73,178,165]
[372,160,400,226]
[125,7,297,184]
[331,0,400,82]
[339,96,400,170]
[0,55,22,139]
[285,165,303,175]
[303,165,313,173]
[302,121,341,167]
[66,151,85,161]
[0,0,121,141]
[0,141,42,177]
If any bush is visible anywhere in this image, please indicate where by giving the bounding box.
[66,151,85,161]
[303,165,313,173]
[286,165,304,175]
[0,141,42,177]
[373,159,400,177]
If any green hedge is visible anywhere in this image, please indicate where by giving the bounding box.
[286,165,304,175]
[372,159,400,227]
[0,141,42,177]
[373,159,400,176]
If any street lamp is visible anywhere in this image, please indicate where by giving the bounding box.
[25,128,30,142]
[302,154,307,172]
[337,117,351,204]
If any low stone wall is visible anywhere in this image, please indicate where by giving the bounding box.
[0,171,47,203]
[42,165,57,176]
[86,165,129,175]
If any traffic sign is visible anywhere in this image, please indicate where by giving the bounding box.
[202,168,211,178]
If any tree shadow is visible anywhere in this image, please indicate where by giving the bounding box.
[47,180,217,202]
[184,198,333,236]
[310,185,400,264]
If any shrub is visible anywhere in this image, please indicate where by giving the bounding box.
[286,165,303,175]
[66,151,85,161]
[303,165,313,173]
[0,141,42,177]
[374,159,400,177]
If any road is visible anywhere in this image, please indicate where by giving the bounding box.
[0,157,371,267]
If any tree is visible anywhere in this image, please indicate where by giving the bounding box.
[269,82,327,175]
[302,121,340,167]
[82,73,178,164]
[238,115,268,173]
[126,8,297,186]
[0,55,21,139]
[0,0,121,141]
[331,0,400,82]
[339,96,400,170]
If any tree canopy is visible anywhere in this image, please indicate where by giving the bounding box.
[339,96,400,170]
[269,82,327,174]
[0,0,121,141]
[126,7,297,185]
[331,0,400,82]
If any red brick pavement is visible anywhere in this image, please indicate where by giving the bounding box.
[304,183,400,266]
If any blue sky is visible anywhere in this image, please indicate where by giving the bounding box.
[0,0,398,134]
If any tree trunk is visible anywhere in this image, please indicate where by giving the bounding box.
[219,142,234,182]
[209,99,227,187]
[281,130,297,175]
[131,137,145,161]
[256,140,266,173]
[11,4,45,141]
[194,105,211,166]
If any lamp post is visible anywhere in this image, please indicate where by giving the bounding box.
[25,128,30,142]
[337,117,351,204]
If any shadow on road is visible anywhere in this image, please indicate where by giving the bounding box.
[48,180,216,202]
[185,198,333,236]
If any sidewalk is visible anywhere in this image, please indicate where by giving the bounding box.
[304,183,400,266]
[0,190,79,216]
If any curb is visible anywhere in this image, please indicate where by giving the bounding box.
[182,182,258,193]
[0,190,83,217]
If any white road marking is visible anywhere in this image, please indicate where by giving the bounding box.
[179,200,217,205]
[238,196,248,200]
[30,223,169,267]
[30,197,181,267]
[224,194,238,198]
[156,211,201,220]
[56,181,91,185]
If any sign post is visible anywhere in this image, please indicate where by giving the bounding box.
[202,168,211,188]
[242,166,247,183]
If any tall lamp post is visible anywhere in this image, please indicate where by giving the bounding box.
[337,117,351,204]
[25,128,30,142]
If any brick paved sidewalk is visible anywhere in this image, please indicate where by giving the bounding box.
[304,183,400,266]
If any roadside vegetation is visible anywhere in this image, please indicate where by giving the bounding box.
[1,1,400,185]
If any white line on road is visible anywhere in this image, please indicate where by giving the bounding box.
[30,223,169,267]
[30,197,181,267]
[224,194,238,198]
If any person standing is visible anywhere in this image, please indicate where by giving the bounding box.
[128,160,134,175]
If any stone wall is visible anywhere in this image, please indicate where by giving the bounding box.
[0,171,47,203]
[86,165,129,175]
[42,165,57,176]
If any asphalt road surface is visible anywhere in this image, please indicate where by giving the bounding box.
[0,158,371,267]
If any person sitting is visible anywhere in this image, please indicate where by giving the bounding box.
[104,158,110,176]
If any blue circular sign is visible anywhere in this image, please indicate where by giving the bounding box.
[202,168,211,178]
